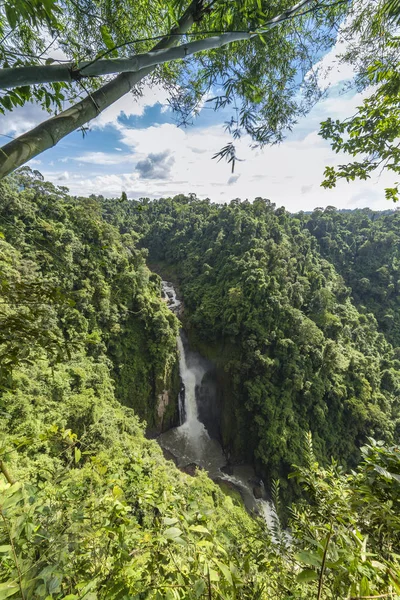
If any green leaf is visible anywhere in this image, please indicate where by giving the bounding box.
[0,582,19,600]
[194,579,206,597]
[189,525,210,535]
[296,569,318,582]
[100,25,116,54]
[214,559,233,585]
[294,551,322,568]
[2,484,23,510]
[163,517,179,525]
[74,447,81,463]
[360,576,369,597]
[5,4,17,28]
[208,569,219,582]
[164,527,183,539]
[0,546,12,553]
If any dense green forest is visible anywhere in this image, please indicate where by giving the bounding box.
[302,208,400,346]
[1,172,400,598]
[102,194,400,502]
[0,168,180,432]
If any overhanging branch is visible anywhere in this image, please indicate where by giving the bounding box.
[0,0,314,90]
[0,0,201,179]
[0,0,318,178]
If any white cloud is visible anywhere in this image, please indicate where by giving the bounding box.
[44,93,395,211]
[135,150,175,180]
[0,83,170,138]
[92,84,170,129]
[72,151,133,165]
[1,102,47,136]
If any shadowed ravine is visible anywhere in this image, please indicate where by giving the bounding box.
[158,281,275,527]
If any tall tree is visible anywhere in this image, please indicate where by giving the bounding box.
[0,0,346,178]
[320,0,400,201]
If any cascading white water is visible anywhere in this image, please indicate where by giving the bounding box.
[159,280,276,526]
[159,282,225,471]
[177,335,206,437]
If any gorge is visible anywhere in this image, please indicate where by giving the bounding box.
[159,281,276,525]
[1,171,399,599]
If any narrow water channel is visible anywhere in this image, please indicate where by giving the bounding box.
[158,281,276,527]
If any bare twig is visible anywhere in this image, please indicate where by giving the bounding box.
[317,522,333,600]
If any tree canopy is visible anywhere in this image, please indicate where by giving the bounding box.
[320,0,400,200]
[0,0,346,177]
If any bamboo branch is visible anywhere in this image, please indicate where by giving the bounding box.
[0,0,202,179]
[317,523,333,600]
[0,0,313,89]
[0,459,15,485]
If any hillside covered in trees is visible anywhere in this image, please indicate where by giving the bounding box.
[100,194,400,501]
[1,171,400,599]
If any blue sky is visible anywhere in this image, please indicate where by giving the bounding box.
[0,42,395,211]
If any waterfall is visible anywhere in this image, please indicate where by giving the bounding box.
[159,280,277,527]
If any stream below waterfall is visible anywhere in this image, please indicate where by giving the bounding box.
[158,281,275,527]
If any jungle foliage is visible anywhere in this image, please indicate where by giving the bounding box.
[0,168,179,430]
[320,0,400,201]
[1,177,400,598]
[302,206,400,347]
[108,194,400,503]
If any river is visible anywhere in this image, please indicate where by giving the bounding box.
[158,281,276,527]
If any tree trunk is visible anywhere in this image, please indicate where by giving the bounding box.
[0,0,202,179]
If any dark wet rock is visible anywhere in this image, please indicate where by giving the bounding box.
[253,485,263,500]
[214,476,236,489]
[220,464,234,476]
[180,462,203,477]
[160,447,179,465]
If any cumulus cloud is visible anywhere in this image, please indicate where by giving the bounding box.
[135,150,175,180]
[1,102,48,136]
[73,152,132,165]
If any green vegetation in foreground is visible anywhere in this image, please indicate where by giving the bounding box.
[1,374,400,598]
[0,173,400,598]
